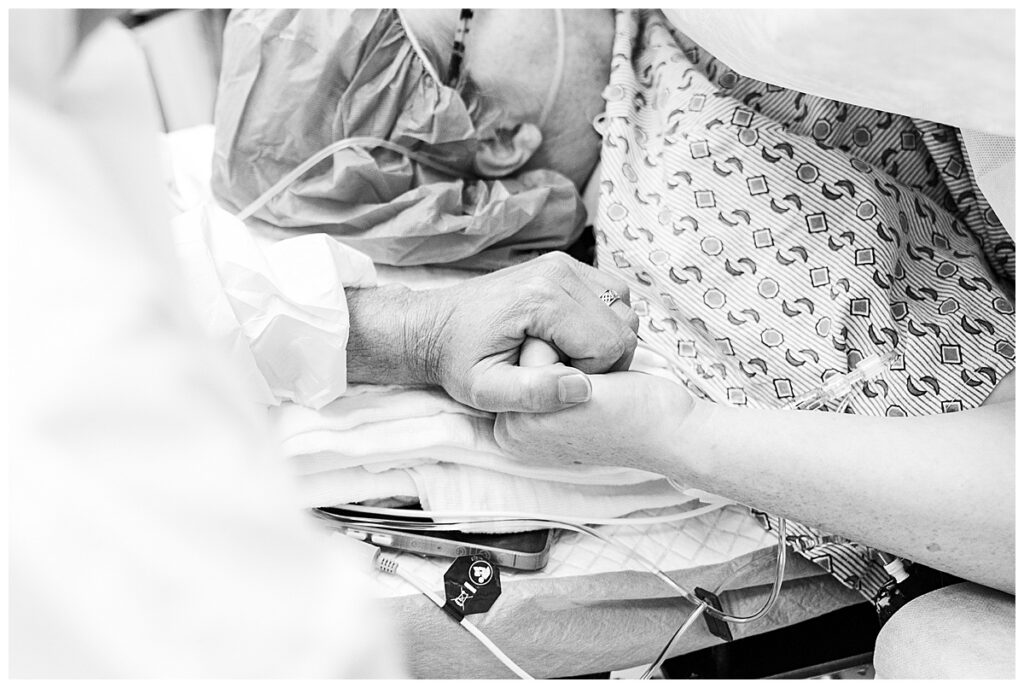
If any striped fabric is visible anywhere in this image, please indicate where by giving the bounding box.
[595,10,1015,607]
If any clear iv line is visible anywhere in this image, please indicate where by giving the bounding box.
[237,10,566,225]
[536,9,565,131]
[234,136,467,222]
[665,349,898,493]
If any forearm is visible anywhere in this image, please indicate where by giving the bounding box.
[665,400,1015,592]
[345,285,440,387]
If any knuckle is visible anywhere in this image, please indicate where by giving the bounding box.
[610,280,631,303]
[544,250,570,265]
[522,274,550,295]
[608,274,629,293]
[541,251,574,274]
[521,276,558,307]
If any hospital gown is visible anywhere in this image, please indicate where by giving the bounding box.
[596,9,1015,606]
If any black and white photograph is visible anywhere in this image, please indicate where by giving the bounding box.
[7,6,1017,680]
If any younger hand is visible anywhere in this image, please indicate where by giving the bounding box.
[494,371,694,473]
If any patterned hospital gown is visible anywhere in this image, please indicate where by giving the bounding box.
[595,10,1015,607]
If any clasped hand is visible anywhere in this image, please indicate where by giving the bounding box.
[400,252,640,412]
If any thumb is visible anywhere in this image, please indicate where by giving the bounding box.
[468,363,592,413]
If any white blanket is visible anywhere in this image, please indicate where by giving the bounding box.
[271,345,720,517]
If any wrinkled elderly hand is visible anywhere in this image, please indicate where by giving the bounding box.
[347,252,639,412]
[494,371,694,472]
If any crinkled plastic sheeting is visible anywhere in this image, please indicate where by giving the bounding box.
[211,9,586,269]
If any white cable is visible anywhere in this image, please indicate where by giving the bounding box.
[637,524,789,679]
[581,516,787,626]
[639,603,706,681]
[334,510,787,624]
[360,514,786,680]
[374,550,534,679]
[234,136,466,222]
[332,513,709,609]
[326,499,730,528]
[537,8,565,131]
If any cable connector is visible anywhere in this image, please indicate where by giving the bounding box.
[789,350,898,411]
[374,550,400,575]
[372,549,533,679]
[880,556,910,584]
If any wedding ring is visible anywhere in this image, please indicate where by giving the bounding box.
[599,289,622,307]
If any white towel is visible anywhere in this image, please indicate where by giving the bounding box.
[407,463,723,518]
[274,359,718,517]
[291,463,723,524]
[294,465,419,508]
[281,408,660,485]
[271,383,491,435]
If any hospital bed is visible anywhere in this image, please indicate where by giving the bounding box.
[366,504,865,678]
[143,11,873,678]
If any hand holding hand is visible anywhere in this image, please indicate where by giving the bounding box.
[417,252,639,412]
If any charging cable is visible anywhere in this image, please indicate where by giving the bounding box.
[324,506,788,625]
[373,548,534,679]
[369,518,783,681]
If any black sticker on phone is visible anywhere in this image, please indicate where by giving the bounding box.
[443,556,501,619]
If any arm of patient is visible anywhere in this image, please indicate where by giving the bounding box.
[676,373,1015,594]
[496,371,1015,593]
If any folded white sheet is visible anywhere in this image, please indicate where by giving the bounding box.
[278,392,660,485]
[294,465,419,508]
[406,463,716,517]
[272,336,712,518]
[290,462,720,521]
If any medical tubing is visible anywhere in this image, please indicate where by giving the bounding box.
[340,508,788,624]
[369,514,785,679]
[638,603,706,680]
[537,9,566,131]
[237,9,565,228]
[373,549,534,679]
[638,526,789,679]
[321,508,773,619]
[358,513,785,680]
[577,518,787,624]
[643,349,901,675]
[321,511,713,609]
[234,136,468,222]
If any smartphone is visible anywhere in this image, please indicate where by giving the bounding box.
[312,505,553,571]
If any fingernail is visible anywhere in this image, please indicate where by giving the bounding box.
[558,374,592,404]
